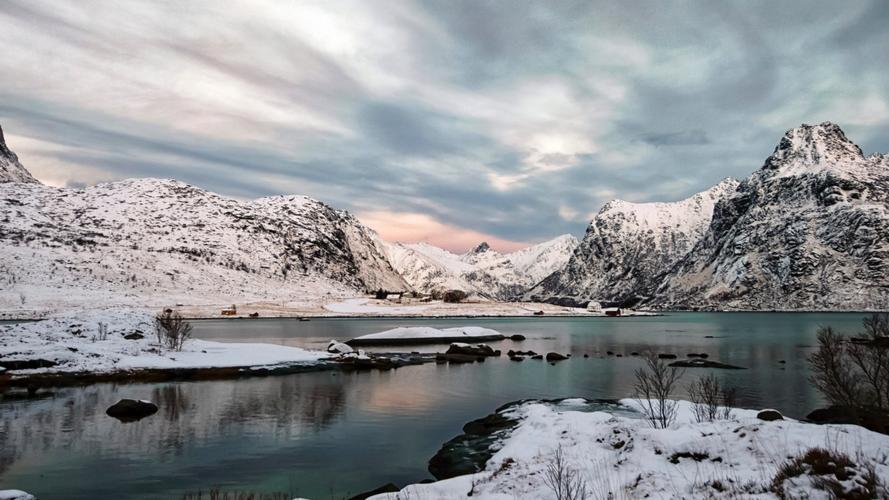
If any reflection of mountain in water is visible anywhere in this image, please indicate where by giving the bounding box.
[0,374,346,476]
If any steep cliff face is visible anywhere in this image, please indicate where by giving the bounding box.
[527,179,739,306]
[652,122,889,310]
[385,235,578,300]
[0,125,40,184]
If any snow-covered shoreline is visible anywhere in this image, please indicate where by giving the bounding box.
[0,308,331,382]
[371,399,889,499]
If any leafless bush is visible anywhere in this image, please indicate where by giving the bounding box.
[771,447,882,500]
[688,373,738,423]
[155,309,192,351]
[634,353,684,428]
[809,313,889,411]
[97,322,108,341]
[543,445,588,500]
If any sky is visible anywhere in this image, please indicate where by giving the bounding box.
[1,1,888,252]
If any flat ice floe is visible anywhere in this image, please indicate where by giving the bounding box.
[0,308,329,376]
[371,399,889,499]
[348,326,505,345]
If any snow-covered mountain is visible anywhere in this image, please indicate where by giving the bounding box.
[0,125,39,184]
[527,179,739,306]
[0,137,408,309]
[651,122,889,310]
[385,235,578,300]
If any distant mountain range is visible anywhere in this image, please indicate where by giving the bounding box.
[1,121,886,310]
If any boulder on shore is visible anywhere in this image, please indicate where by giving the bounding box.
[327,340,354,354]
[757,409,783,421]
[106,399,159,423]
[806,406,889,435]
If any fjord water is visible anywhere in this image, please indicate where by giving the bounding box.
[0,313,869,499]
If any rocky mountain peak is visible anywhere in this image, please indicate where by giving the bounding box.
[0,123,40,184]
[763,122,864,172]
[470,241,491,254]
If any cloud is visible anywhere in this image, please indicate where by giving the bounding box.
[0,0,887,251]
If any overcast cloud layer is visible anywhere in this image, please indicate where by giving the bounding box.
[1,1,888,251]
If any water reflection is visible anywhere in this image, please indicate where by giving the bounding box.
[0,313,870,499]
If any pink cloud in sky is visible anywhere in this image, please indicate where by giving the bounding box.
[357,210,531,253]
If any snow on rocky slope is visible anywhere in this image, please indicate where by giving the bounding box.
[385,235,578,300]
[528,179,738,306]
[0,133,408,311]
[372,399,889,499]
[652,122,889,310]
[0,125,39,184]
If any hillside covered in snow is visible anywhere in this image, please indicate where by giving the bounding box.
[0,131,409,311]
[385,235,578,300]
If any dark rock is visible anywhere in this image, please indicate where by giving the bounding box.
[616,354,623,357]
[248,312,259,318]
[658,353,678,359]
[806,406,889,435]
[429,410,521,479]
[446,343,498,357]
[757,409,783,421]
[630,352,639,356]
[0,359,58,371]
[436,353,482,364]
[531,354,543,360]
[606,351,615,356]
[509,334,526,341]
[583,354,589,358]
[668,359,746,370]
[510,350,537,356]
[347,482,400,500]
[509,355,524,362]
[545,352,569,361]
[686,353,708,358]
[106,399,159,423]
[124,332,144,340]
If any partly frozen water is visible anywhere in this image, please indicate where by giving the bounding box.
[0,312,870,499]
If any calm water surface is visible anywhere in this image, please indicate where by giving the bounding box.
[0,313,870,499]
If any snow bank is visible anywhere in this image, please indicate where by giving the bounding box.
[348,326,504,345]
[0,491,36,500]
[371,399,889,499]
[0,308,329,375]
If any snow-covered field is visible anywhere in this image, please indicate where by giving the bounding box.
[0,309,329,377]
[372,399,889,499]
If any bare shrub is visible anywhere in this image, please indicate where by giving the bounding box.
[809,313,889,411]
[155,309,193,351]
[634,353,684,429]
[687,373,738,423]
[543,445,589,500]
[771,447,882,500]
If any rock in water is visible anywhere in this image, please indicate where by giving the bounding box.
[446,343,499,357]
[327,340,354,354]
[0,490,37,500]
[545,352,569,361]
[106,399,159,422]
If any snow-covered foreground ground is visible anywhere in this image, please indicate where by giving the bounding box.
[0,309,329,377]
[371,399,889,500]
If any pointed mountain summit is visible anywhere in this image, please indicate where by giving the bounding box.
[651,122,889,310]
[470,241,491,254]
[0,124,40,184]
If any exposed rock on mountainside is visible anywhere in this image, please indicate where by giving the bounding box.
[527,179,739,306]
[0,125,40,184]
[652,122,889,310]
[385,235,578,300]
[0,132,407,309]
